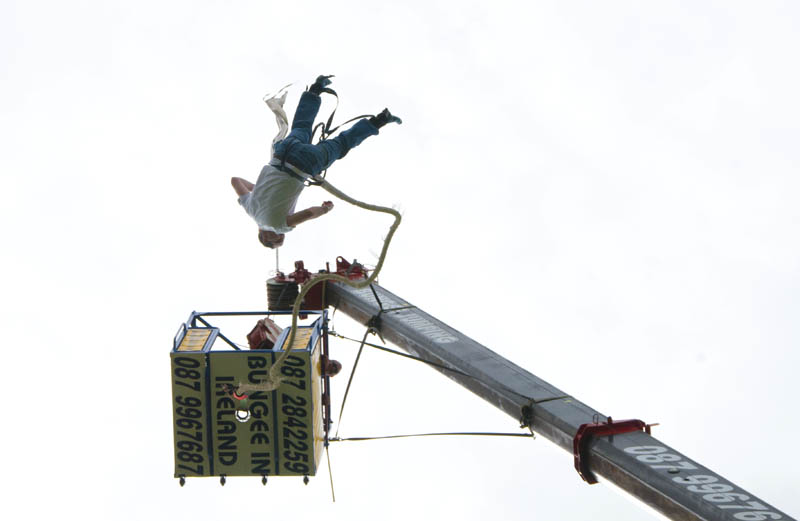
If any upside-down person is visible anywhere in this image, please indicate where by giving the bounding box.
[231,75,402,249]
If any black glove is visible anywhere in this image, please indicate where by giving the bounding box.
[369,108,403,128]
[309,75,334,95]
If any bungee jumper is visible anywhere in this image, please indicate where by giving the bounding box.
[231,75,402,249]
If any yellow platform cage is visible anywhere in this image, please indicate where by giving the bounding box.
[170,310,330,485]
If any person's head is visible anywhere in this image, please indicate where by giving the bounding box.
[323,358,342,377]
[258,229,285,249]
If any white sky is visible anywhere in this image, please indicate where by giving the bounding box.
[2,1,798,519]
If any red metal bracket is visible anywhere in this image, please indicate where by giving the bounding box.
[290,260,313,284]
[335,256,368,280]
[272,260,314,284]
[573,416,651,484]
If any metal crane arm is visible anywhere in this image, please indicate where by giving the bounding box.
[327,281,794,521]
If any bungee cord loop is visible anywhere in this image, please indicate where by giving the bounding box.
[234,175,402,396]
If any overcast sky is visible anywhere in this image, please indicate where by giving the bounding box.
[2,1,798,520]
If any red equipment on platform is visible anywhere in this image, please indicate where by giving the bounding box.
[335,256,368,280]
[268,256,368,311]
[289,260,313,284]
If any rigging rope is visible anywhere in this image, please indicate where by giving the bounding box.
[331,331,478,379]
[331,432,535,442]
[330,331,571,406]
[334,328,372,438]
[330,328,570,437]
[326,445,336,503]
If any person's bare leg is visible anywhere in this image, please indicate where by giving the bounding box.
[231,177,255,196]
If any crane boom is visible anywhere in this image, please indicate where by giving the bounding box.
[327,280,794,521]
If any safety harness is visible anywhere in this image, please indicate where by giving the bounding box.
[274,84,374,187]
